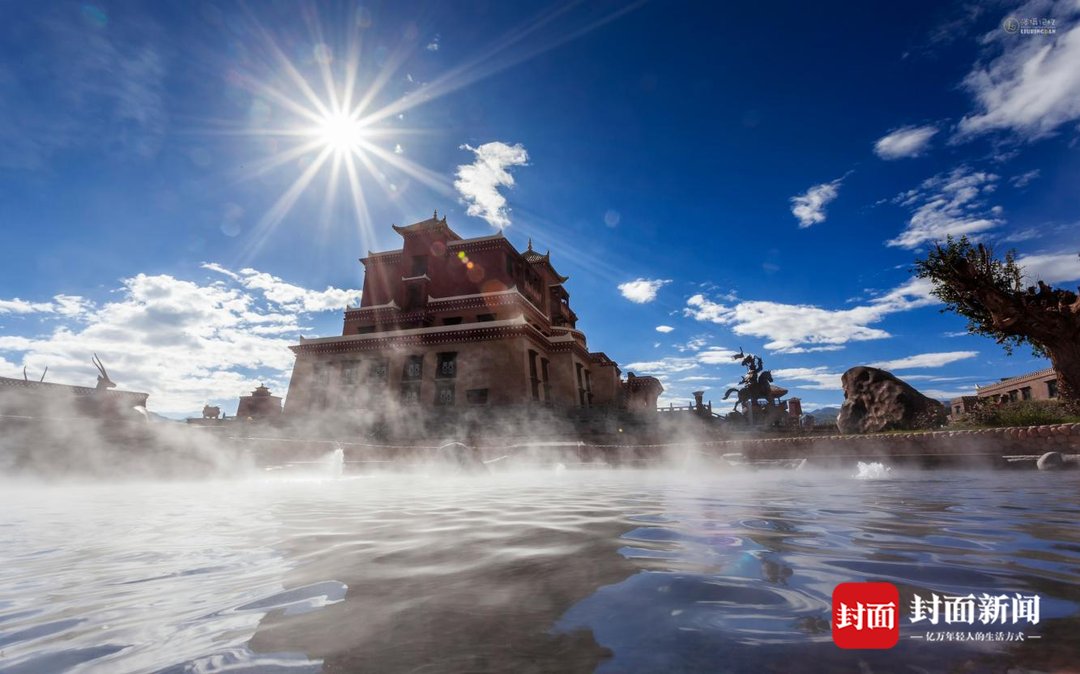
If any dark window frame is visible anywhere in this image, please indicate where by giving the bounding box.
[436,352,457,379]
[402,355,424,381]
[434,381,455,406]
[410,255,428,276]
[466,388,489,405]
[400,381,421,405]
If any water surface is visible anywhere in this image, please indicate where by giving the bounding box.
[1,466,1078,673]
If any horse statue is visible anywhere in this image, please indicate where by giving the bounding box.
[723,370,775,412]
[202,405,221,420]
[92,354,116,391]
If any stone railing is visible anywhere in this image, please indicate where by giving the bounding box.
[709,423,1080,466]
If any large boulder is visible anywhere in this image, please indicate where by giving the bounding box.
[836,366,947,434]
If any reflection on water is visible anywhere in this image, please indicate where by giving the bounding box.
[1,467,1078,673]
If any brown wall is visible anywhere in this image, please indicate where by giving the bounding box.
[287,336,627,417]
[976,369,1058,403]
[590,364,621,408]
[718,423,1080,464]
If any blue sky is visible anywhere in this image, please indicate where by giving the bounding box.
[1,0,1078,415]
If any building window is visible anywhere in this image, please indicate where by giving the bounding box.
[477,313,496,322]
[1021,386,1032,401]
[341,361,361,386]
[1008,390,1019,402]
[358,325,376,334]
[369,358,389,382]
[436,352,457,378]
[405,286,423,311]
[466,388,489,405]
[505,253,515,277]
[576,363,586,407]
[403,355,423,381]
[410,255,428,276]
[541,358,551,401]
[435,381,455,406]
[1048,380,1058,398]
[400,382,420,405]
[528,350,540,400]
[443,316,463,325]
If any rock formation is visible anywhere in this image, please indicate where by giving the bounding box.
[836,366,946,434]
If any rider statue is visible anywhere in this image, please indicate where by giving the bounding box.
[734,349,763,387]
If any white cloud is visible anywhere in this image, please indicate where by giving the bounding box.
[655,325,675,333]
[676,335,709,352]
[696,347,739,364]
[0,265,361,415]
[956,3,1080,141]
[779,345,844,354]
[772,367,843,391]
[454,141,528,229]
[999,227,1041,243]
[920,388,974,400]
[887,167,1002,249]
[684,278,936,353]
[623,345,738,384]
[873,124,938,159]
[869,351,978,370]
[1009,169,1040,188]
[618,278,671,303]
[622,357,699,375]
[1018,252,1080,284]
[0,294,93,317]
[426,35,440,51]
[0,298,58,315]
[790,176,844,228]
[203,264,361,312]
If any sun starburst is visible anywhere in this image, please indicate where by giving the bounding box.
[216,2,645,259]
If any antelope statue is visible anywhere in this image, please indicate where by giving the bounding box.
[92,354,116,391]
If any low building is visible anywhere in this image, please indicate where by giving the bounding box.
[236,384,282,420]
[0,376,148,421]
[283,213,661,426]
[948,396,980,418]
[949,368,1059,416]
[975,368,1058,403]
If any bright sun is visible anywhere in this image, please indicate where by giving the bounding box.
[315,112,366,152]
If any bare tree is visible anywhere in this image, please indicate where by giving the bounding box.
[914,236,1080,411]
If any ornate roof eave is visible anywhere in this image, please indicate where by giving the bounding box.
[523,239,568,283]
[391,210,462,240]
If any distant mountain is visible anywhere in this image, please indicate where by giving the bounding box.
[805,406,841,424]
[148,411,185,423]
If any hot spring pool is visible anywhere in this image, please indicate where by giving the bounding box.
[1,466,1078,673]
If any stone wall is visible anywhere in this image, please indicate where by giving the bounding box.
[709,423,1080,466]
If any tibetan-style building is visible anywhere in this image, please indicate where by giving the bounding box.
[236,384,282,420]
[283,213,662,422]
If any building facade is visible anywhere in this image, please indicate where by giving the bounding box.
[283,214,662,422]
[949,368,1059,417]
[974,368,1059,403]
[236,384,283,420]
